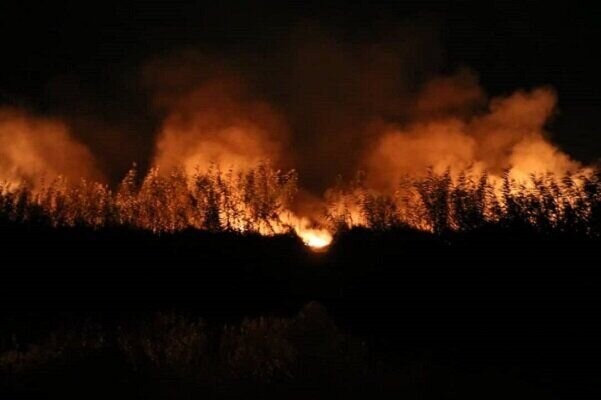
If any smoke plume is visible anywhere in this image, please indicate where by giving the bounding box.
[144,53,290,175]
[363,79,582,191]
[0,108,102,188]
[0,25,591,242]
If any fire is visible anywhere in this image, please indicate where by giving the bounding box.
[299,229,332,249]
[284,215,333,249]
[0,60,598,246]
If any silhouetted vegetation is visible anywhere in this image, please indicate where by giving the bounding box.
[2,165,600,238]
[0,163,298,234]
[0,304,373,398]
[2,166,601,398]
[326,168,600,236]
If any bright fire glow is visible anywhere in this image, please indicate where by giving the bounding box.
[297,228,332,249]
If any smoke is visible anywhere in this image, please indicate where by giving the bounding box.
[145,52,290,175]
[363,76,583,191]
[273,23,443,191]
[0,23,590,234]
[0,108,102,188]
[411,69,486,120]
[135,32,586,224]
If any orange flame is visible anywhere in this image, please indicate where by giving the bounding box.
[283,215,333,249]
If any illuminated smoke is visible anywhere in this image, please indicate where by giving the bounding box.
[142,52,289,175]
[0,108,102,189]
[0,38,594,246]
[363,76,584,191]
[152,77,288,175]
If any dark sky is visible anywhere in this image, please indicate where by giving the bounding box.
[1,1,600,180]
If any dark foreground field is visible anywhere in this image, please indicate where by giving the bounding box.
[1,222,599,399]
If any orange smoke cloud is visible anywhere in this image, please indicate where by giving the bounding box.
[364,75,584,191]
[152,77,289,175]
[365,119,477,190]
[0,108,102,188]
[412,69,486,119]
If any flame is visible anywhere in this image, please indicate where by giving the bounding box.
[299,229,332,249]
[283,215,333,249]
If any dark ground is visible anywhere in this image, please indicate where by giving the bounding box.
[1,222,599,398]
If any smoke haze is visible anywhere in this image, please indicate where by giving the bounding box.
[0,23,587,206]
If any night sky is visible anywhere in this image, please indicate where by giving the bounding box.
[1,1,600,183]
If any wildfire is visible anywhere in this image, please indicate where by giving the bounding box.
[0,67,598,247]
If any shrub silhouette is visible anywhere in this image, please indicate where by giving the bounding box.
[1,164,600,237]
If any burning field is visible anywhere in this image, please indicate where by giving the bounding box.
[0,66,599,248]
[2,9,601,397]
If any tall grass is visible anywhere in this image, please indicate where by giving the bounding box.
[325,169,601,235]
[1,163,298,235]
[2,164,600,236]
